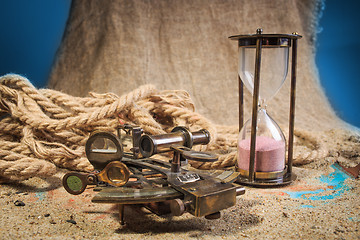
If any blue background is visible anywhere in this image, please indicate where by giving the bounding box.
[0,0,71,87]
[0,0,359,128]
[315,0,360,128]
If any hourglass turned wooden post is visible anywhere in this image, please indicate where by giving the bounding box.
[248,29,263,182]
[238,75,244,132]
[287,34,299,176]
[229,29,302,187]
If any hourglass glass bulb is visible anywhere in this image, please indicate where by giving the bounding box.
[238,42,289,103]
[238,109,286,172]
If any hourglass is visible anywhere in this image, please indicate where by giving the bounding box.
[229,29,302,186]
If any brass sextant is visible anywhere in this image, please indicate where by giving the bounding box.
[63,124,245,225]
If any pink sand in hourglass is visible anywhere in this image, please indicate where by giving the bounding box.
[238,136,285,172]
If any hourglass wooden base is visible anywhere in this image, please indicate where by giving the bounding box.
[238,168,287,180]
[236,169,297,188]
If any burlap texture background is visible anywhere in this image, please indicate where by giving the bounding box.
[48,0,342,131]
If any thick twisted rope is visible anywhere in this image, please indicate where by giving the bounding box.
[0,74,335,181]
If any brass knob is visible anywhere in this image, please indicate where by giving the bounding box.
[170,199,186,216]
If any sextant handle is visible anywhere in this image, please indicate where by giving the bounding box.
[170,146,218,162]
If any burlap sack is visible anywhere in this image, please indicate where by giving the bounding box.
[48,0,342,130]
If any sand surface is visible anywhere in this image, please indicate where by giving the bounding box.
[1,154,359,240]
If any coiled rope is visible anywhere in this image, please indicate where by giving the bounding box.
[0,74,330,182]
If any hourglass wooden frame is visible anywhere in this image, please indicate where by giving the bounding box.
[230,29,302,187]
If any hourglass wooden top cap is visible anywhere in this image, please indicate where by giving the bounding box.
[229,28,302,47]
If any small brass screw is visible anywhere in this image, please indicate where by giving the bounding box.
[87,175,96,183]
